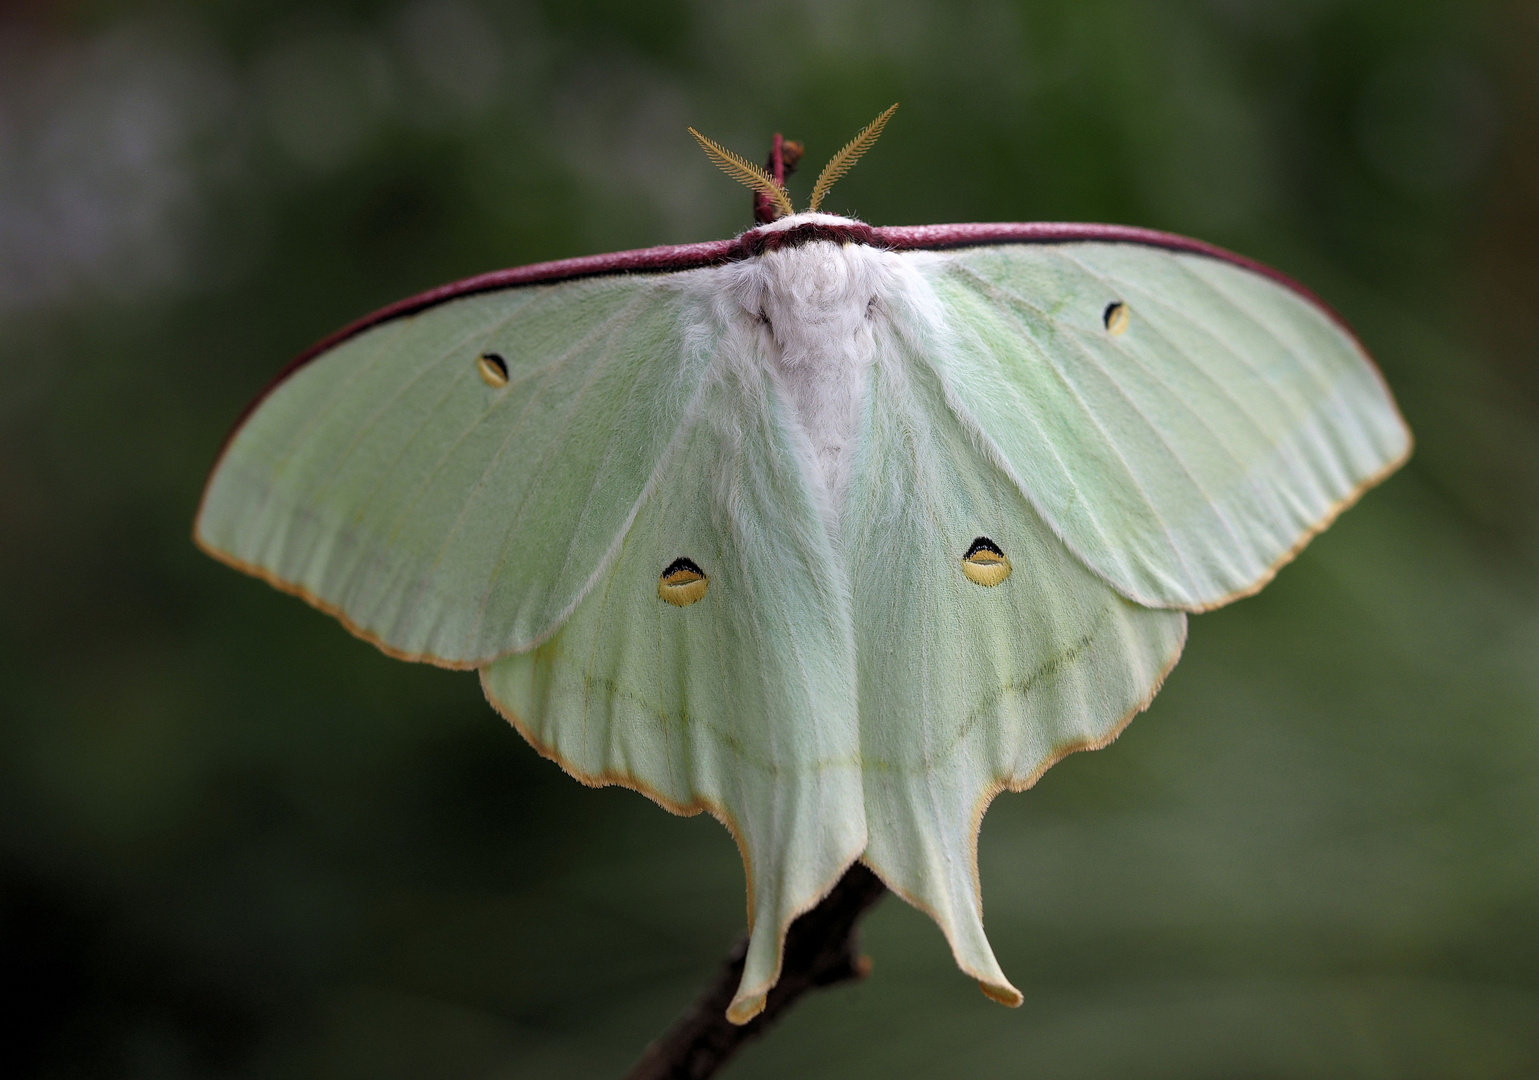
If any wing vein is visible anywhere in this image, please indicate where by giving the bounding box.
[946,263,1208,587]
[307,291,540,504]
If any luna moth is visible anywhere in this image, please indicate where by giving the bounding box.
[195,106,1411,1024]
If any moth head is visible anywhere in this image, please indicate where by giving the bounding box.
[688,103,899,220]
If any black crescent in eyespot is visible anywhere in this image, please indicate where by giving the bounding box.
[964,537,1003,559]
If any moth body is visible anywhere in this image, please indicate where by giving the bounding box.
[717,213,892,515]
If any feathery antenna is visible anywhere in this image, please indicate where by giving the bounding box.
[689,128,794,219]
[808,103,898,212]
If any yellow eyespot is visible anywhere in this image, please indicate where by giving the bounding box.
[659,557,709,606]
[477,352,509,387]
[1103,301,1129,336]
[961,537,1011,587]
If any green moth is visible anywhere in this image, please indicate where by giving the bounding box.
[195,107,1411,1024]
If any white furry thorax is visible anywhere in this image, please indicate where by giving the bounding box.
[689,214,912,521]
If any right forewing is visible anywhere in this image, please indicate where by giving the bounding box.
[912,243,1410,611]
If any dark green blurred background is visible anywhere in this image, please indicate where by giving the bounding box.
[3,0,1537,1076]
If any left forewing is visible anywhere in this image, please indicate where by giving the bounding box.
[196,274,709,667]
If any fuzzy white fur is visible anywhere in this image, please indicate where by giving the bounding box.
[685,214,917,521]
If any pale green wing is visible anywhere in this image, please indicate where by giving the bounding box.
[480,345,865,1025]
[846,321,1187,1005]
[196,275,712,666]
[911,243,1411,610]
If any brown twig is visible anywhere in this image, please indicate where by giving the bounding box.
[624,863,887,1080]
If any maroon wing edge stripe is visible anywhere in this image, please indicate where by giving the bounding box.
[216,237,741,452]
[874,222,1359,339]
[212,222,1359,461]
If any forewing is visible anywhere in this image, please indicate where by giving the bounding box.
[196,275,710,665]
[480,344,865,1024]
[847,322,1187,1005]
[913,243,1410,610]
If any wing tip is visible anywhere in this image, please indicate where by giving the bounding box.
[192,527,482,671]
[725,993,767,1026]
[979,980,1024,1007]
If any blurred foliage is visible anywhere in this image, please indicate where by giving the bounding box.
[2,0,1538,1076]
